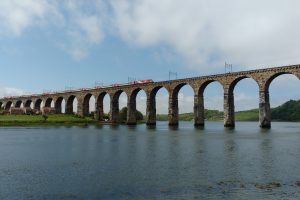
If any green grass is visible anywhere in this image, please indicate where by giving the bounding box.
[235,109,259,121]
[0,114,96,126]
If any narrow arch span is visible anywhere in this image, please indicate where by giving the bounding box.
[55,97,64,114]
[34,99,43,111]
[25,100,32,108]
[15,100,22,108]
[82,93,95,116]
[194,80,224,126]
[127,88,147,125]
[95,92,110,121]
[146,86,169,125]
[110,90,128,123]
[45,98,53,108]
[5,101,13,110]
[265,72,299,91]
[168,83,194,126]
[66,95,77,114]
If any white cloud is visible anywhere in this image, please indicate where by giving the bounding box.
[0,0,105,60]
[61,0,106,60]
[0,0,57,36]
[0,86,24,97]
[110,0,300,72]
[2,0,300,68]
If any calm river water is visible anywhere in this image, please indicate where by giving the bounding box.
[0,121,300,199]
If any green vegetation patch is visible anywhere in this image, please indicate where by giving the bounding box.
[155,99,300,122]
[0,114,95,126]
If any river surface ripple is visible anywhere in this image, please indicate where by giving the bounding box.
[0,121,300,199]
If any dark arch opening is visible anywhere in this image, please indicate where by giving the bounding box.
[34,99,43,110]
[23,100,33,114]
[110,90,128,123]
[127,88,146,124]
[95,92,111,121]
[66,95,78,114]
[55,97,65,114]
[15,100,22,108]
[83,93,95,116]
[45,98,53,108]
[5,101,13,110]
[24,100,32,108]
[0,102,3,109]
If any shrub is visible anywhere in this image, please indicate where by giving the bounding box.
[42,114,48,122]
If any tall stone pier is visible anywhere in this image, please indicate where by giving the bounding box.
[259,89,271,128]
[194,94,205,126]
[224,92,235,127]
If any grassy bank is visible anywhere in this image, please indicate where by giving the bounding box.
[0,114,96,126]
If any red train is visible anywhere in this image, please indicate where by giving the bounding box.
[128,79,153,85]
[110,84,121,87]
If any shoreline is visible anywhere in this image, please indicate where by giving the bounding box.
[0,120,298,127]
[0,113,298,127]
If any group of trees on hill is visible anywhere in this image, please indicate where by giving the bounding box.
[271,100,300,121]
[157,99,300,122]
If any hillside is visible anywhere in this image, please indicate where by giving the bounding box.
[156,99,300,122]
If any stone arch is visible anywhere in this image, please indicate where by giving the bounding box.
[264,72,299,91]
[127,88,147,125]
[34,99,43,110]
[197,79,224,96]
[168,83,195,125]
[95,92,110,121]
[227,76,260,126]
[171,83,195,99]
[66,95,77,114]
[257,72,299,128]
[193,80,225,126]
[24,100,32,108]
[45,98,53,108]
[149,86,169,100]
[83,93,95,116]
[110,90,129,123]
[55,97,65,114]
[5,101,13,110]
[146,86,169,125]
[228,76,260,94]
[15,100,22,108]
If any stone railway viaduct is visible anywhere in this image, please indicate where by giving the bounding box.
[0,65,299,128]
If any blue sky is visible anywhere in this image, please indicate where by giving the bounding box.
[0,0,299,113]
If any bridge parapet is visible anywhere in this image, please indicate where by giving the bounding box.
[0,64,299,128]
